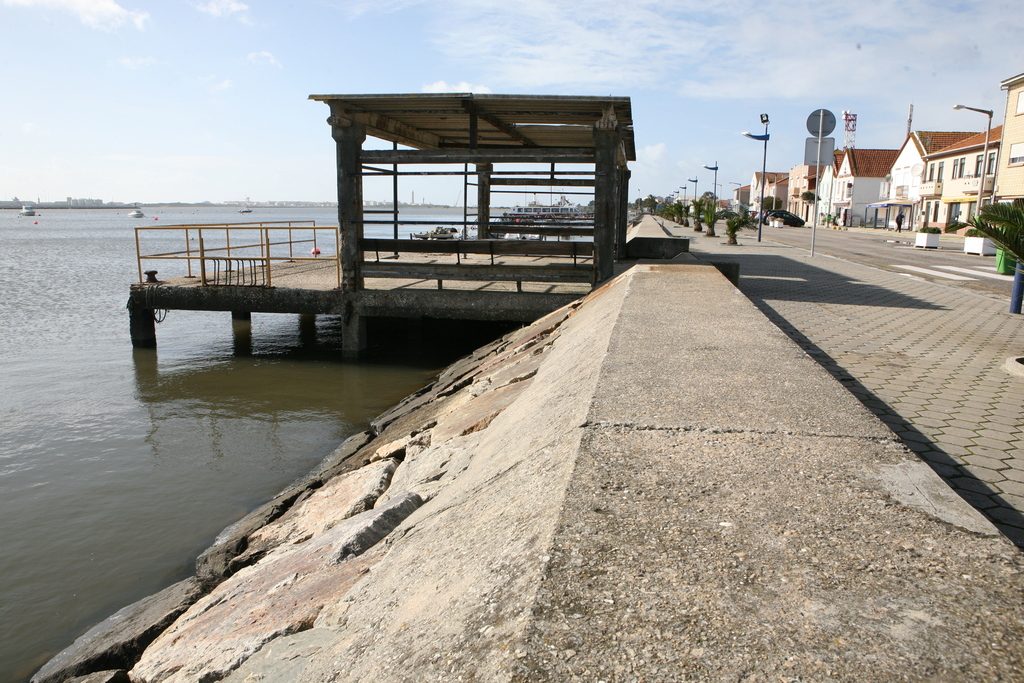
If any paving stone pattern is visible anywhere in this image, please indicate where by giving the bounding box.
[689,234,1024,546]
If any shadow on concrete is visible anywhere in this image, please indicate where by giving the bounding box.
[703,252,948,310]
[749,297,1024,549]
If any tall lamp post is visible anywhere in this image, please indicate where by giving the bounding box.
[703,162,719,207]
[743,113,770,242]
[953,104,994,210]
[687,177,699,201]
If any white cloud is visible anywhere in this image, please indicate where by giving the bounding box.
[21,123,41,134]
[248,51,282,68]
[199,75,232,92]
[3,0,149,30]
[110,56,157,69]
[421,80,492,94]
[349,0,1020,107]
[194,0,249,19]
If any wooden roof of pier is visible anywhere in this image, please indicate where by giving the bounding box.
[308,93,636,161]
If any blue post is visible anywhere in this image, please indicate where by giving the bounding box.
[1011,264,1023,315]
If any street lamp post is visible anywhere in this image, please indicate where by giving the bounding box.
[953,104,994,210]
[703,162,719,207]
[743,113,770,242]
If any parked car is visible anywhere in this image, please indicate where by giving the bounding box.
[761,210,806,227]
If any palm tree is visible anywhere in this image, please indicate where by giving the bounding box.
[702,201,726,238]
[690,198,706,232]
[945,200,1024,264]
[724,208,756,245]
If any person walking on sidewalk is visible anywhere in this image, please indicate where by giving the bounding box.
[895,211,904,233]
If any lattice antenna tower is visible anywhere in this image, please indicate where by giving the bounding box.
[843,110,857,150]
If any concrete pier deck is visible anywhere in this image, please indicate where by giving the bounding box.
[42,240,1024,682]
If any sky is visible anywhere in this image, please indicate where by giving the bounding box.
[1,0,1022,205]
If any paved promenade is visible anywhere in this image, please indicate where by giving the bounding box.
[666,219,1024,546]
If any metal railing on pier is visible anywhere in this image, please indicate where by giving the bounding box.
[134,221,341,289]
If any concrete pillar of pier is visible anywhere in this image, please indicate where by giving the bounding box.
[617,168,631,259]
[593,107,622,284]
[329,110,366,293]
[299,313,318,346]
[129,301,157,348]
[343,312,366,359]
[476,163,492,239]
[231,310,251,321]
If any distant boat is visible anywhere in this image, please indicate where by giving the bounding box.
[239,207,253,214]
[411,226,459,240]
[19,205,35,216]
[128,208,145,218]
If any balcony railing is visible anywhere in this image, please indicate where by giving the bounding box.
[919,180,942,197]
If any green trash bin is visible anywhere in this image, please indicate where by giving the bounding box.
[996,247,1018,275]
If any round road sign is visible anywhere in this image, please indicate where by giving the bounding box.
[807,109,836,137]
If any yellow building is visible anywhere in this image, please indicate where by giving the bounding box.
[997,72,1024,201]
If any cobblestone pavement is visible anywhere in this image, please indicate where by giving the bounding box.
[685,228,1024,546]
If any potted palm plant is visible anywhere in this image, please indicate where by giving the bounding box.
[702,201,725,238]
[690,198,706,232]
[724,209,756,245]
[915,226,941,249]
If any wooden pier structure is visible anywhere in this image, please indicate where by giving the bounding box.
[128,94,637,356]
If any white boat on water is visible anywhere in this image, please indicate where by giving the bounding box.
[502,196,592,221]
[128,208,145,218]
[19,205,35,216]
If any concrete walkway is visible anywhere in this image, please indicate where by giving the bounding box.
[658,217,1024,546]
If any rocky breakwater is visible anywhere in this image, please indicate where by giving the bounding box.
[35,262,1024,683]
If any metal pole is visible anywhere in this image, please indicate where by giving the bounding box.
[1011,263,1023,315]
[979,112,993,210]
[811,116,823,257]
[758,131,767,242]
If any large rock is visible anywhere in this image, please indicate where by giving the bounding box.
[31,578,205,683]
[66,672,130,683]
[237,458,398,565]
[130,493,423,683]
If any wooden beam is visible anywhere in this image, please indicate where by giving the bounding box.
[361,238,594,257]
[491,178,595,187]
[360,149,595,165]
[463,100,538,147]
[328,102,445,150]
[362,262,593,283]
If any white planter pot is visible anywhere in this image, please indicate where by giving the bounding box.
[964,236,996,256]
[915,232,940,249]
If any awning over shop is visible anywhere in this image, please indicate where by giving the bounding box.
[941,197,976,204]
[867,200,916,208]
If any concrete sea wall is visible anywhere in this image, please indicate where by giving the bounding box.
[35,262,1024,683]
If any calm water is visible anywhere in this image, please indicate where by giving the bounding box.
[0,206,482,682]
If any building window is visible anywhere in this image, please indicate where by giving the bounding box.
[1009,142,1024,166]
[975,154,984,177]
[949,203,962,223]
[1017,91,1024,115]
[988,151,997,174]
[938,161,944,180]
[933,201,940,222]
[928,163,935,181]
